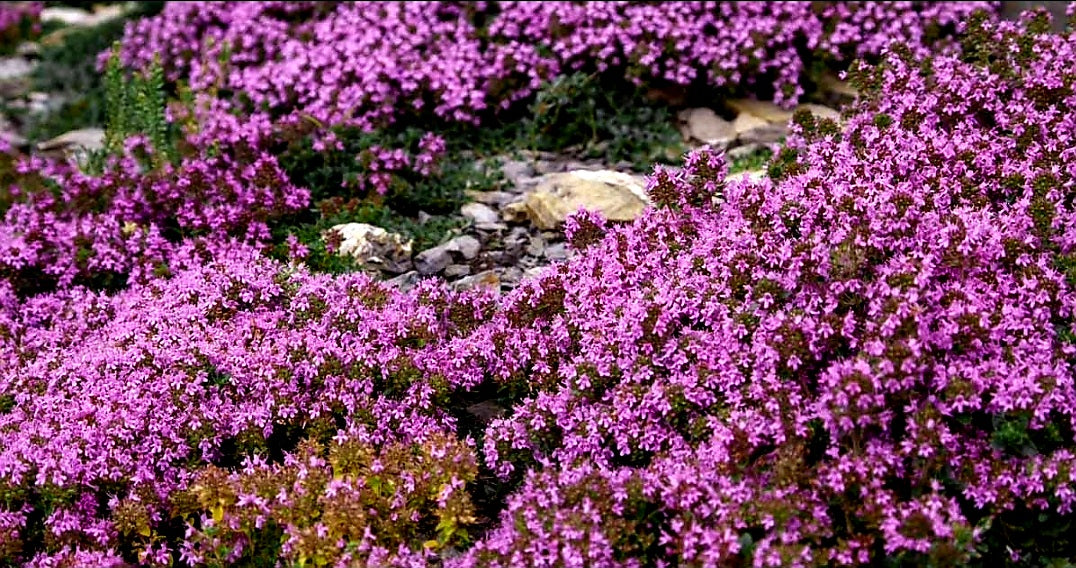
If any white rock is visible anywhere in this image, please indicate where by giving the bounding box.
[445,235,481,260]
[678,107,735,146]
[414,246,451,275]
[40,5,126,27]
[38,127,106,152]
[522,170,650,230]
[727,99,795,123]
[732,112,770,135]
[795,103,842,122]
[461,202,500,225]
[0,57,33,81]
[453,270,500,292]
[39,7,96,26]
[327,223,412,266]
[563,169,651,206]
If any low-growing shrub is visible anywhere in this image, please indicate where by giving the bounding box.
[7,3,1076,567]
[524,72,685,171]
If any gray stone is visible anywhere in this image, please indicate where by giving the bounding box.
[0,57,33,98]
[727,99,794,123]
[727,170,768,184]
[499,266,524,286]
[41,5,126,26]
[727,143,766,161]
[732,112,769,135]
[445,264,471,278]
[446,235,481,260]
[678,107,735,147]
[414,246,452,275]
[461,202,500,225]
[386,271,420,293]
[737,123,788,146]
[526,236,546,257]
[523,266,551,280]
[796,103,841,122]
[544,242,568,260]
[820,73,859,99]
[40,7,96,25]
[500,159,535,185]
[16,42,40,58]
[0,57,33,82]
[475,222,508,232]
[326,223,413,273]
[523,170,650,230]
[38,127,106,153]
[453,270,500,292]
[464,190,516,206]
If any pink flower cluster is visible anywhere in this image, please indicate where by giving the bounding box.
[0,142,306,295]
[3,3,1076,567]
[118,1,996,126]
[0,1,39,48]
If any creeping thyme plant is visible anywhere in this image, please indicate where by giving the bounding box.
[3,1,1076,566]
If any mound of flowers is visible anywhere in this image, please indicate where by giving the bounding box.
[2,3,1076,567]
[118,1,993,126]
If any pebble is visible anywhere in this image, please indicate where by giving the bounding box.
[461,202,500,225]
[445,264,471,278]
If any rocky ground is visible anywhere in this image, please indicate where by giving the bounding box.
[357,94,850,294]
[0,2,855,295]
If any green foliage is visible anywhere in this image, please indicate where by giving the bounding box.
[24,2,165,142]
[524,72,686,171]
[279,125,500,215]
[975,507,1076,567]
[271,124,493,274]
[270,200,465,276]
[728,146,774,174]
[97,44,175,169]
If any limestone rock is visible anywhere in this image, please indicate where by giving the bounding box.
[796,103,841,122]
[523,170,649,230]
[732,112,770,135]
[41,5,126,27]
[386,271,420,293]
[501,201,530,223]
[464,190,516,207]
[327,223,413,273]
[415,235,481,274]
[461,202,500,225]
[737,123,787,145]
[37,127,105,153]
[727,99,794,123]
[445,235,481,260]
[0,56,33,98]
[677,107,735,147]
[414,245,452,275]
[453,270,500,292]
[499,159,535,186]
[444,264,471,278]
[40,7,95,25]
